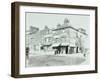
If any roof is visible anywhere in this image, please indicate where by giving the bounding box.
[52,26,87,35]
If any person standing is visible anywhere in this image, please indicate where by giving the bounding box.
[26,47,30,59]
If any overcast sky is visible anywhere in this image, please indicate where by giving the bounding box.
[26,12,90,35]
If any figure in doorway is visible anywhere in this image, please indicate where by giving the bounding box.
[54,44,62,55]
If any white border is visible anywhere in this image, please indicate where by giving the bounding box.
[19,6,95,74]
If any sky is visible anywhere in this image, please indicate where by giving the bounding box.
[25,12,90,35]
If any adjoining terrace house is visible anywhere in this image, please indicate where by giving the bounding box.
[26,18,88,55]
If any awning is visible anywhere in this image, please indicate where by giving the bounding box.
[69,43,76,47]
[52,43,60,47]
[61,42,69,46]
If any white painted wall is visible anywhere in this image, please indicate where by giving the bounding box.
[0,0,100,80]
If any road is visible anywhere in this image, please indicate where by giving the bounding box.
[26,53,89,67]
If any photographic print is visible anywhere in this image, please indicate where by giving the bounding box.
[25,12,90,67]
[11,2,97,78]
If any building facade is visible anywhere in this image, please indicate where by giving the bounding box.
[26,18,88,55]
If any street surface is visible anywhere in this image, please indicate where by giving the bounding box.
[26,53,89,67]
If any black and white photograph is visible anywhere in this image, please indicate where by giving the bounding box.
[25,12,90,67]
[11,2,97,78]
